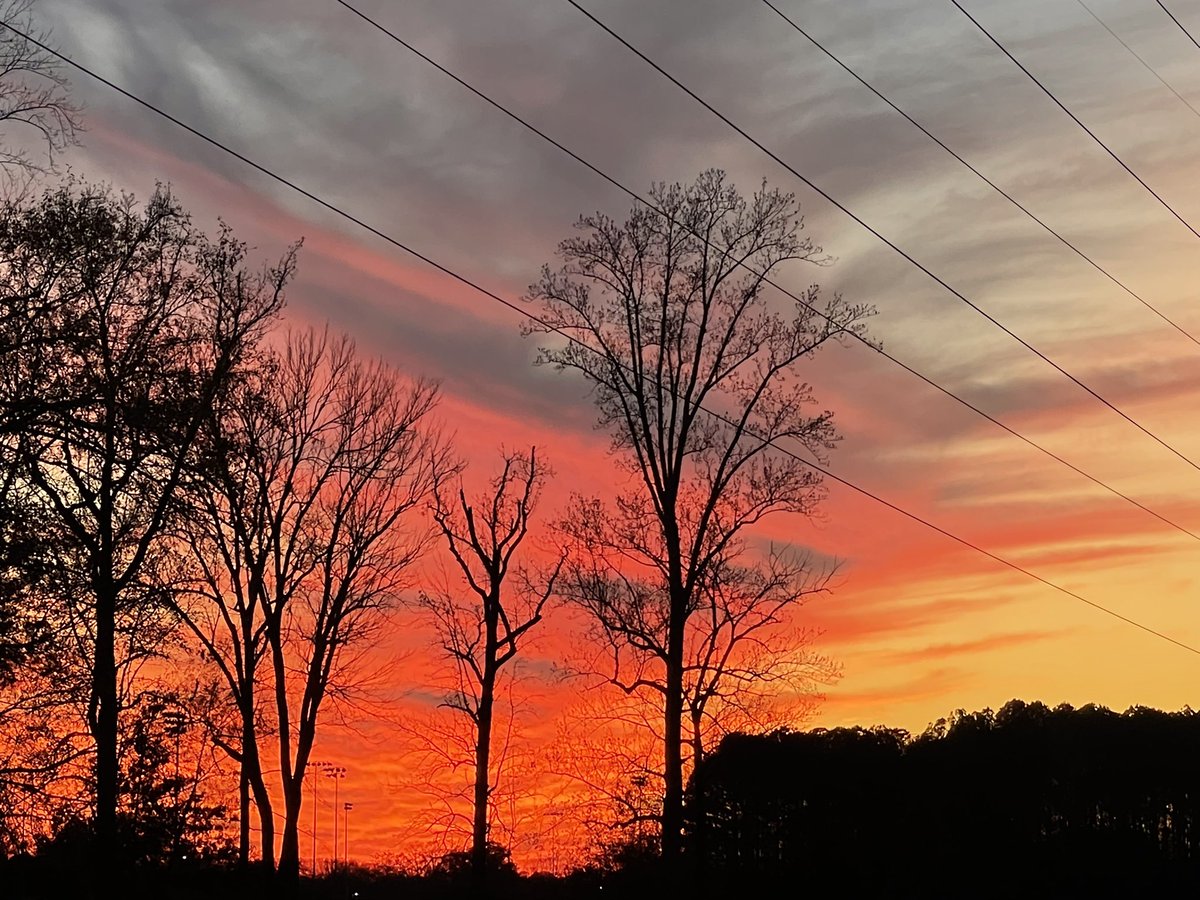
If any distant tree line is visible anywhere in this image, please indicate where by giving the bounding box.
[687,700,1200,896]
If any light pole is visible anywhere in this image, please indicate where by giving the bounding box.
[161,707,190,861]
[325,766,346,870]
[343,802,353,867]
[309,761,334,875]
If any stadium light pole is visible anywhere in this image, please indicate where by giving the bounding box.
[325,766,347,870]
[309,761,334,874]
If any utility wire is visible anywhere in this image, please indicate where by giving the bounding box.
[1076,0,1200,120]
[1157,0,1200,51]
[950,0,1200,242]
[562,0,1200,476]
[762,0,1200,348]
[335,0,1200,544]
[17,24,1200,658]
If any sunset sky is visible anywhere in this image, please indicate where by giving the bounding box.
[36,0,1200,869]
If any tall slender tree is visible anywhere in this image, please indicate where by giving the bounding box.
[526,169,869,859]
[422,447,562,885]
[169,355,280,870]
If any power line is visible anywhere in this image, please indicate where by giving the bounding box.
[1075,0,1200,121]
[335,0,1200,545]
[561,0,1200,477]
[17,23,1200,659]
[1157,0,1200,51]
[950,0,1200,242]
[761,0,1200,347]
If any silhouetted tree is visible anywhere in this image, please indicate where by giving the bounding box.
[114,688,234,866]
[0,476,96,855]
[526,168,869,859]
[536,684,673,878]
[0,641,89,856]
[692,701,1200,894]
[0,182,291,868]
[0,478,50,685]
[421,446,562,886]
[428,840,519,885]
[692,725,907,879]
[167,352,280,871]
[173,328,447,883]
[0,0,82,191]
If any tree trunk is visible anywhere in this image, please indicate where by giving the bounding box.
[277,778,303,890]
[241,702,275,874]
[252,770,276,875]
[92,582,118,869]
[268,626,298,887]
[662,606,686,861]
[237,675,255,868]
[472,661,496,886]
[236,633,258,868]
[689,707,706,870]
[238,765,250,866]
[280,705,316,888]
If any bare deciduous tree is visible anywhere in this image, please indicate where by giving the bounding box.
[0,0,82,190]
[0,182,291,867]
[0,645,92,854]
[544,688,665,845]
[169,356,280,871]
[174,328,446,884]
[526,169,869,859]
[421,447,562,884]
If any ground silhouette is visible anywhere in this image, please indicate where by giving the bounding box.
[5,699,1200,898]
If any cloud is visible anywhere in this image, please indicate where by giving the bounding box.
[819,666,967,725]
[879,628,1071,667]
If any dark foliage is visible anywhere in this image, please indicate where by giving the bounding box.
[428,841,520,885]
[689,699,1200,896]
[15,691,232,871]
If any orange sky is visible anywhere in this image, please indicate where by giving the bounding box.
[40,0,1200,872]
